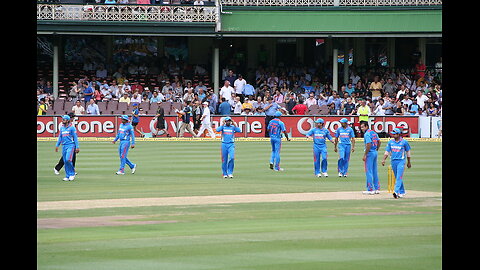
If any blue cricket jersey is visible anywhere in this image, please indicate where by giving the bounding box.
[385,138,411,160]
[56,124,79,149]
[335,126,355,144]
[132,108,140,123]
[216,125,241,143]
[364,129,380,152]
[267,118,286,139]
[114,123,135,145]
[306,128,332,146]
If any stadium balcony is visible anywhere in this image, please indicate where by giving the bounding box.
[219,0,442,7]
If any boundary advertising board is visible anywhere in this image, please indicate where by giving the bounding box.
[37,115,419,138]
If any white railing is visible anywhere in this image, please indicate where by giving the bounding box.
[37,4,218,22]
[220,0,442,6]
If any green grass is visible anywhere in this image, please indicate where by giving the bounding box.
[37,140,442,269]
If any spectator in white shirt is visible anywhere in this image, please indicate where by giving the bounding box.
[72,100,86,115]
[305,93,317,107]
[130,91,142,104]
[219,80,234,102]
[233,74,247,102]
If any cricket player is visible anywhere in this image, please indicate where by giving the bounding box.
[54,112,78,175]
[381,128,412,199]
[334,118,355,177]
[112,115,137,175]
[131,103,144,137]
[306,118,335,177]
[216,117,241,178]
[196,101,216,138]
[55,115,79,181]
[360,121,381,195]
[267,111,290,171]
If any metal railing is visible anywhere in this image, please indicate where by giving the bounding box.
[37,4,218,22]
[219,0,442,6]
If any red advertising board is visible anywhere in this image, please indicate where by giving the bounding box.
[37,115,419,138]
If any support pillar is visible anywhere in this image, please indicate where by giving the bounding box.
[53,37,59,100]
[387,37,396,68]
[213,46,220,96]
[418,37,426,65]
[343,38,349,84]
[333,48,338,92]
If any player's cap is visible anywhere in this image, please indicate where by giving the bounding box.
[390,128,401,134]
[339,118,348,123]
[224,117,232,121]
[120,115,130,121]
[315,118,324,124]
[274,111,283,117]
[62,115,70,121]
[67,112,75,118]
[132,103,138,106]
[202,101,209,105]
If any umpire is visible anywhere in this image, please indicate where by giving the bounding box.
[54,112,78,175]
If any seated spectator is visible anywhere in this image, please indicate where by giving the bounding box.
[241,107,253,116]
[254,107,266,116]
[131,91,142,104]
[183,87,195,103]
[345,82,355,96]
[242,97,254,111]
[72,100,85,115]
[197,88,206,101]
[342,97,356,115]
[194,81,207,94]
[93,87,104,102]
[273,89,284,103]
[149,91,163,104]
[121,80,132,94]
[382,97,395,115]
[305,93,317,107]
[119,93,131,105]
[142,87,153,100]
[328,103,337,115]
[252,96,264,111]
[193,0,204,5]
[408,99,420,115]
[394,101,404,115]
[162,81,173,94]
[96,64,108,79]
[131,81,144,94]
[426,102,438,116]
[86,99,100,115]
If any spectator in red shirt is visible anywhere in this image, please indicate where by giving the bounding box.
[415,59,426,78]
[292,99,308,115]
[130,81,144,95]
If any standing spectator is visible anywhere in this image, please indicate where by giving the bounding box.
[82,82,94,106]
[368,76,382,101]
[69,82,81,102]
[86,99,100,115]
[224,70,236,87]
[72,100,86,115]
[219,80,234,102]
[292,99,308,115]
[273,89,284,104]
[284,94,296,115]
[37,98,48,115]
[382,97,395,115]
[93,86,104,102]
[218,98,231,115]
[415,59,427,78]
[357,99,371,126]
[192,100,203,133]
[382,78,396,97]
[373,98,386,116]
[354,81,367,99]
[233,74,247,102]
[130,103,143,137]
[206,91,218,114]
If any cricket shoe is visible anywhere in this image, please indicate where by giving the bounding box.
[228,174,233,178]
[223,175,228,179]
[398,193,405,198]
[322,172,329,177]
[131,164,137,174]
[115,171,125,175]
[68,176,75,181]
[338,173,343,177]
[269,163,274,170]
[392,192,398,199]
[316,174,322,178]
[362,190,375,195]
[374,190,380,194]
[343,174,348,178]
[274,168,285,172]
[62,177,69,181]
[54,168,60,175]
